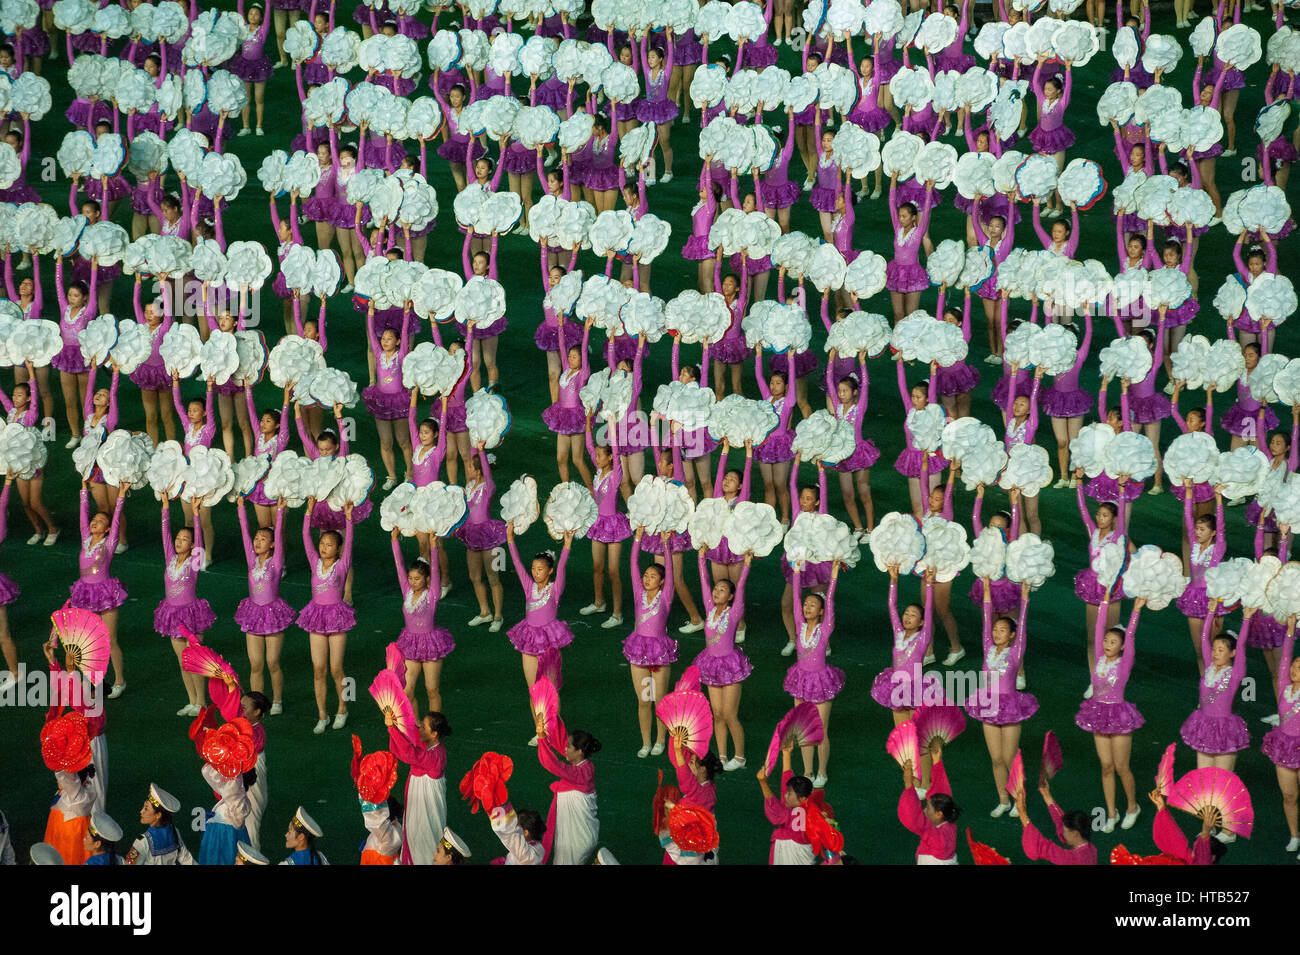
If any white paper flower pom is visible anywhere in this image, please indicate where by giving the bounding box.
[408,482,468,537]
[1204,557,1253,609]
[1265,562,1300,620]
[1248,352,1290,404]
[380,482,419,536]
[1272,358,1300,407]
[1005,533,1055,590]
[1214,446,1270,501]
[1163,431,1220,488]
[707,395,779,447]
[158,323,202,378]
[1246,273,1297,325]
[825,311,891,359]
[1069,422,1115,478]
[1120,544,1188,610]
[178,446,234,504]
[465,390,511,449]
[499,475,540,535]
[970,526,1008,580]
[909,404,947,454]
[870,511,927,574]
[687,496,730,551]
[725,501,782,557]
[999,443,1053,496]
[1102,430,1158,482]
[920,517,971,582]
[1098,335,1152,384]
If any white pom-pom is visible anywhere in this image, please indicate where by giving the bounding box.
[920,517,971,583]
[1163,432,1220,487]
[465,390,511,449]
[999,444,1053,497]
[541,482,597,539]
[970,527,1008,580]
[1120,544,1188,610]
[783,512,861,569]
[159,324,203,378]
[500,475,540,534]
[1098,335,1152,383]
[726,501,783,557]
[825,311,892,359]
[1205,557,1253,609]
[408,482,468,537]
[1102,430,1158,482]
[870,512,927,574]
[1005,533,1055,590]
[1069,422,1115,478]
[178,446,235,504]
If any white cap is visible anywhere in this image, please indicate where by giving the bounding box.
[30,843,64,865]
[595,847,619,865]
[89,811,123,844]
[148,783,180,814]
[293,806,322,838]
[440,826,471,859]
[236,841,270,865]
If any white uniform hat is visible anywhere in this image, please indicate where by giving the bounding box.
[292,806,322,838]
[30,843,64,865]
[440,826,471,859]
[148,783,181,814]
[595,847,619,865]
[89,811,123,844]
[236,841,270,865]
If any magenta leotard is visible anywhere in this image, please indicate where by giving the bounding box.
[234,505,297,636]
[783,571,844,703]
[297,510,356,635]
[623,535,677,667]
[68,490,127,613]
[504,537,574,654]
[408,401,449,487]
[172,383,216,454]
[692,555,752,687]
[155,505,215,638]
[869,577,933,710]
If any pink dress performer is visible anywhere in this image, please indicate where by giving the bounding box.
[885,182,933,295]
[504,533,574,655]
[934,288,982,400]
[734,0,776,69]
[894,362,948,479]
[703,444,752,567]
[402,397,447,493]
[0,117,39,204]
[69,487,126,614]
[1177,494,1229,620]
[847,47,892,134]
[758,114,801,219]
[710,253,751,370]
[1222,363,1279,440]
[967,490,1021,615]
[297,507,356,632]
[763,766,814,864]
[1180,614,1251,761]
[694,552,753,685]
[51,257,98,376]
[229,4,274,84]
[235,504,295,706]
[295,411,374,529]
[1028,60,1074,154]
[1263,622,1300,790]
[1073,481,1128,603]
[898,759,957,864]
[809,112,841,215]
[964,590,1037,726]
[785,567,845,706]
[829,353,882,472]
[387,724,447,866]
[155,504,215,638]
[682,168,719,266]
[541,319,590,436]
[1075,598,1144,735]
[871,574,934,713]
[1040,309,1094,419]
[536,737,599,865]
[1250,527,1293,653]
[1019,799,1098,865]
[636,32,677,124]
[455,444,506,549]
[624,533,678,668]
[392,536,454,664]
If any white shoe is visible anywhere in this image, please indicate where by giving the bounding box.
[1209,217,1222,227]
[1084,684,1093,699]
[489,619,503,633]
[332,712,348,730]
[802,179,813,192]
[45,529,62,547]
[942,649,966,666]
[678,620,704,634]
[1009,805,1019,818]
[528,735,539,747]
[269,701,283,716]
[600,615,623,629]
[312,718,329,735]
[781,640,796,656]
[468,614,492,626]
[983,354,1002,365]
[1015,673,1026,690]
[644,175,657,185]
[1286,836,1300,853]
[723,756,747,771]
[382,476,397,491]
[869,187,881,200]
[1101,814,1117,834]
[1222,148,1237,157]
[579,602,607,616]
[26,533,42,545]
[1163,381,1176,396]
[856,188,869,201]
[178,704,194,717]
[735,628,746,645]
[255,128,265,137]
[108,683,125,699]
[441,583,451,599]
[811,774,827,788]
[660,172,673,183]
[340,283,355,295]
[922,653,936,665]
[650,741,665,756]
[990,801,1012,818]
[237,128,251,137]
[64,435,82,449]
[1052,477,1071,489]
[1262,713,1281,726]
[637,744,651,758]
[1122,806,1141,830]
[1148,485,1164,496]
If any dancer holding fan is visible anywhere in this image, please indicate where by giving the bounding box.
[1015,777,1097,865]
[386,708,450,867]
[532,722,601,866]
[898,737,960,865]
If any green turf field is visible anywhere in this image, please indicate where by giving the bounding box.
[1,1,1296,865]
